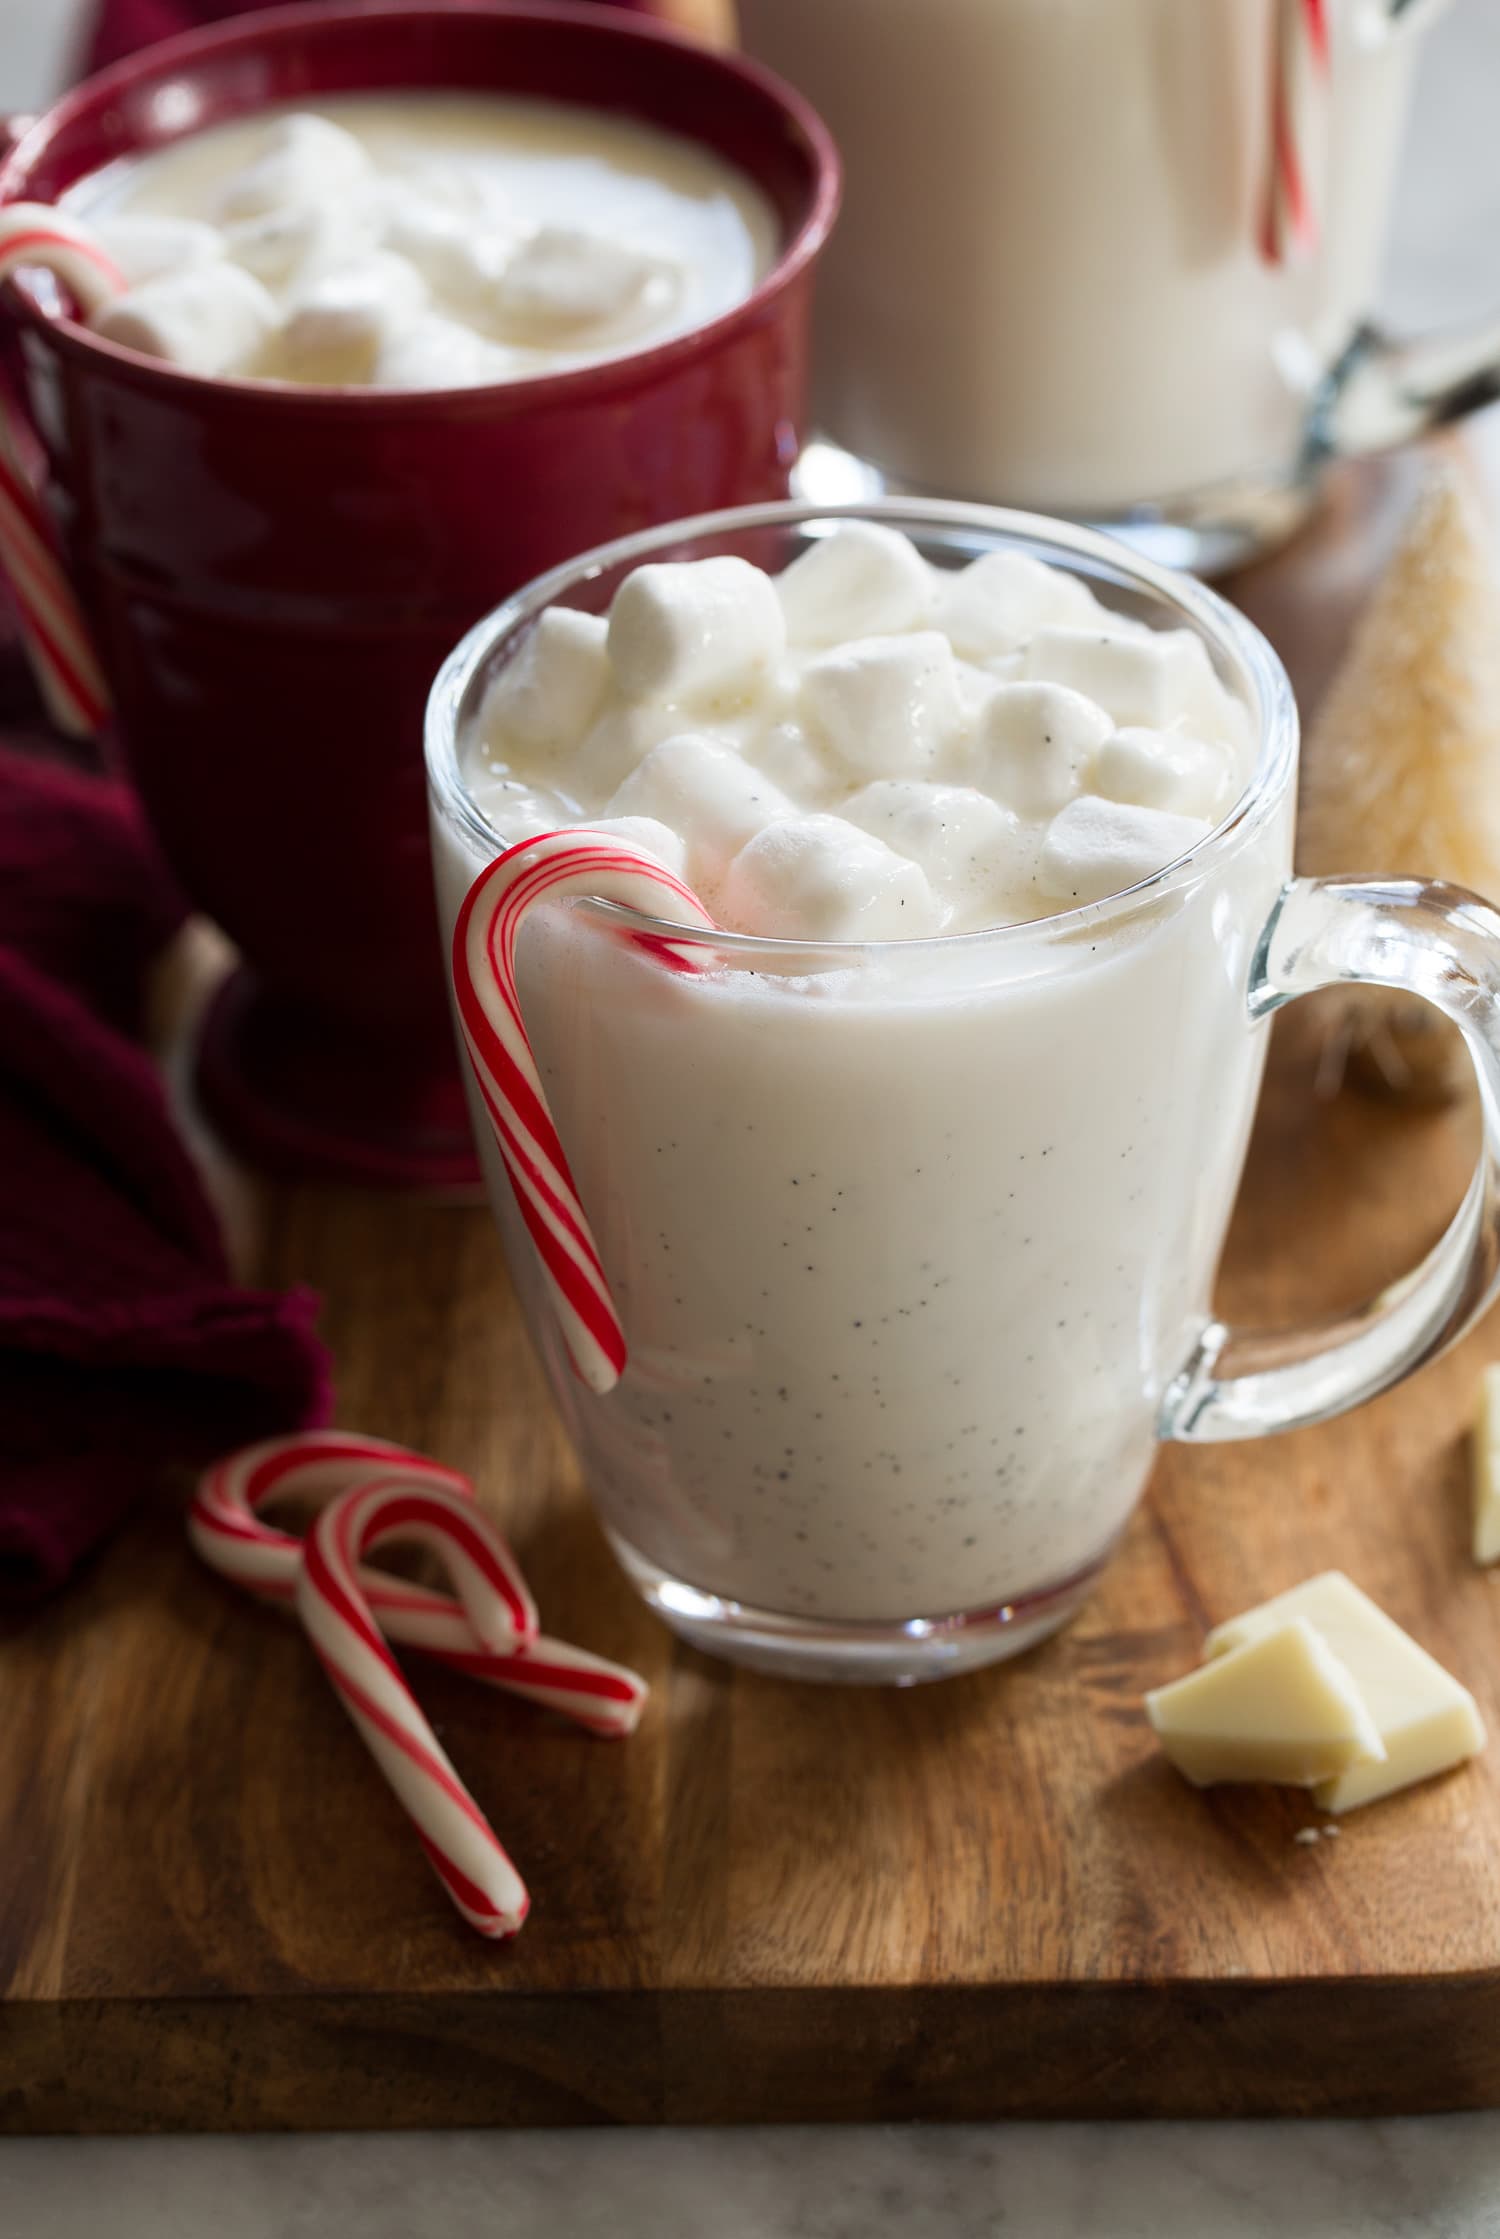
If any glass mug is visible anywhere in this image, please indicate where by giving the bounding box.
[740,0,1499,571]
[427,499,1500,1683]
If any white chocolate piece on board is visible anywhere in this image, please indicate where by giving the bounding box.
[480,608,610,760]
[93,213,224,288]
[776,523,936,647]
[1146,1618,1386,1789]
[607,557,786,712]
[1472,1364,1500,1566]
[91,262,279,377]
[720,813,944,941]
[1036,795,1209,907]
[1205,1571,1486,1813]
[799,631,964,780]
[214,112,372,223]
[978,681,1114,818]
[938,548,1103,660]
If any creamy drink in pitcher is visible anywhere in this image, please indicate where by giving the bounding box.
[741,0,1444,542]
[61,94,776,386]
[428,505,1298,1678]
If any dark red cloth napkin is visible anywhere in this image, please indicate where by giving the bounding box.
[0,746,330,1601]
[83,0,658,75]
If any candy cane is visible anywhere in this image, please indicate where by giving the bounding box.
[452,830,719,1396]
[1260,0,1331,265]
[296,1478,531,1938]
[188,1431,646,1736]
[0,207,121,735]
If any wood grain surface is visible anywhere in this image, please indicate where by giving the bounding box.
[5,429,1500,2130]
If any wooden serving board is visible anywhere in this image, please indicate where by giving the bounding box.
[6,433,1500,2131]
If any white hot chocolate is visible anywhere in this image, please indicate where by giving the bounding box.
[433,527,1288,1626]
[62,95,776,387]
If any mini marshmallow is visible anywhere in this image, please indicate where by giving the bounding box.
[223,201,378,288]
[1036,795,1211,908]
[383,198,512,305]
[978,682,1114,819]
[214,113,372,223]
[493,225,672,337]
[480,609,611,760]
[607,557,787,712]
[842,779,1025,896]
[747,719,839,807]
[939,550,1104,660]
[775,523,936,647]
[93,214,223,288]
[721,814,945,941]
[1022,625,1206,731]
[567,703,690,807]
[92,261,279,378]
[575,815,688,878]
[374,315,512,390]
[1091,727,1232,821]
[606,733,795,896]
[799,632,965,781]
[278,252,428,383]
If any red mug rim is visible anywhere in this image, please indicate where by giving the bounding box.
[0,0,841,416]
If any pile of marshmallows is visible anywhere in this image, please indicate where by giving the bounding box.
[89,112,683,386]
[471,523,1254,942]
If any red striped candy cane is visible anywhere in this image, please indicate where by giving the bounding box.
[296,1478,532,1938]
[0,206,122,735]
[188,1430,647,1736]
[452,829,719,1396]
[1260,0,1331,265]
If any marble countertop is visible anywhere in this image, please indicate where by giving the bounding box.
[8,1,1500,2231]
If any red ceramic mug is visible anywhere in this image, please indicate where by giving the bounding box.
[0,0,838,1185]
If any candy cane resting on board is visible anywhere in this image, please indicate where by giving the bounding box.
[1260,0,1331,265]
[451,830,720,1396]
[188,1430,648,1737]
[0,206,122,735]
[295,1478,532,1939]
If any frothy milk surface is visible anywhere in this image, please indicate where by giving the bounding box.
[62,95,776,387]
[435,531,1287,1624]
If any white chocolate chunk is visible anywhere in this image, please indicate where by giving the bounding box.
[799,631,964,780]
[1472,1364,1500,1565]
[92,262,279,377]
[93,213,224,288]
[214,113,372,223]
[938,548,1104,660]
[776,524,935,647]
[977,682,1114,818]
[480,609,610,761]
[1146,1619,1386,1789]
[721,813,943,940]
[607,557,786,712]
[1022,624,1205,730]
[606,734,794,896]
[1205,1571,1486,1813]
[1091,726,1232,821]
[279,252,428,383]
[1036,795,1209,907]
[493,224,671,336]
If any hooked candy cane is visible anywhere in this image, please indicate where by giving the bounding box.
[451,830,719,1396]
[188,1430,646,1737]
[1260,0,1330,265]
[296,1478,532,1938]
[0,206,122,735]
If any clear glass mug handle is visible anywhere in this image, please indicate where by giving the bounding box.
[1322,0,1500,458]
[1160,874,1500,1441]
